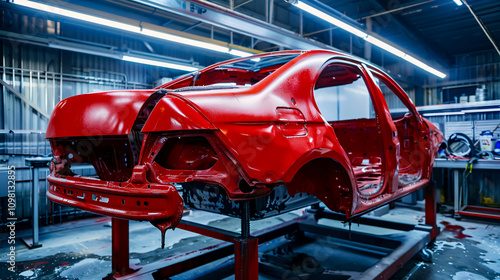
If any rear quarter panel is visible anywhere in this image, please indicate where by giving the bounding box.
[171,52,354,185]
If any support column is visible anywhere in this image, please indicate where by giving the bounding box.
[234,237,259,280]
[453,169,462,219]
[425,181,439,240]
[32,167,40,247]
[235,200,258,280]
[364,18,372,61]
[22,158,50,249]
[111,218,131,277]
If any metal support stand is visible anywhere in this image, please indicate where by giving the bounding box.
[106,186,438,279]
[105,218,137,279]
[235,200,259,280]
[21,157,51,249]
[112,218,132,276]
[424,181,439,240]
[107,201,259,280]
[453,169,462,220]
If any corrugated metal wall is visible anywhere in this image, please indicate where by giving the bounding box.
[0,13,162,224]
[0,8,237,225]
[426,112,500,140]
[0,11,207,132]
[1,42,154,131]
[423,50,500,106]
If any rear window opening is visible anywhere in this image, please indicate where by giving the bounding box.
[161,54,300,90]
[154,136,218,170]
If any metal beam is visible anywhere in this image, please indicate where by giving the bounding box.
[462,0,500,56]
[366,0,450,65]
[182,21,204,32]
[234,0,254,9]
[130,0,338,51]
[358,0,435,20]
[2,1,260,56]
[0,30,201,70]
[0,79,51,119]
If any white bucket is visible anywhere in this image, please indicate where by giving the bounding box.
[480,130,495,151]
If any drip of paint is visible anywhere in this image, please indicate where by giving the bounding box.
[161,230,166,249]
[348,221,352,241]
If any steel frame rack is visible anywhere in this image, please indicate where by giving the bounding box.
[105,183,439,280]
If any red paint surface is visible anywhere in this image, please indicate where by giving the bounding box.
[46,50,443,231]
[46,91,154,138]
[440,221,472,239]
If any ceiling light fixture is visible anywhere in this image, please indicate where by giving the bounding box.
[453,0,463,7]
[423,112,464,117]
[292,0,446,78]
[13,0,254,57]
[122,55,199,71]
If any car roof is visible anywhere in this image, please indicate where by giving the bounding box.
[199,50,388,76]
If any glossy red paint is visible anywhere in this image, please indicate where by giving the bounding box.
[142,95,216,132]
[46,50,443,234]
[46,90,155,138]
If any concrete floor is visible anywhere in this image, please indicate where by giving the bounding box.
[0,203,499,280]
[390,203,500,280]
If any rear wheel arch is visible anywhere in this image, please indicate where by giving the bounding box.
[284,155,357,216]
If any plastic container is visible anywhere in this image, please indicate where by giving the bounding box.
[469,95,476,102]
[459,93,468,103]
[495,140,500,154]
[476,87,487,101]
[480,130,494,151]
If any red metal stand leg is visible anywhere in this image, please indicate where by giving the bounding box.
[424,182,439,240]
[234,237,259,280]
[111,218,132,277]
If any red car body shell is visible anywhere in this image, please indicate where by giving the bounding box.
[46,50,443,231]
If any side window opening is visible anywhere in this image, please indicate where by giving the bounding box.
[313,62,384,198]
[372,71,422,186]
[372,75,410,119]
[314,64,376,121]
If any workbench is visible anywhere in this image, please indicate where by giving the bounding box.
[433,158,500,220]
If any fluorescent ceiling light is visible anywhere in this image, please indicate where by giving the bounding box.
[423,112,464,117]
[15,0,140,32]
[229,49,254,57]
[228,49,261,61]
[462,108,500,114]
[453,0,463,6]
[294,1,446,78]
[365,36,405,58]
[296,1,367,38]
[141,29,229,53]
[122,55,199,72]
[13,0,255,57]
[423,108,500,117]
